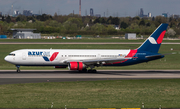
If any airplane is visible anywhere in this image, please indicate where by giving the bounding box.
[4,23,168,72]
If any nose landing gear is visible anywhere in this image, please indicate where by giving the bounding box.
[16,65,20,72]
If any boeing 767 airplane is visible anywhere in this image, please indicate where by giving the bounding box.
[4,23,168,72]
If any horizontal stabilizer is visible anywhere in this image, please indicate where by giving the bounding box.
[145,55,164,58]
[145,53,174,59]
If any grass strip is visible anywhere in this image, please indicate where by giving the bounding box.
[0,79,180,108]
[0,38,180,43]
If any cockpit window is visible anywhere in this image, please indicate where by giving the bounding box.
[8,54,15,56]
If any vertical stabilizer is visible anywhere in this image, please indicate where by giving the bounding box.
[137,23,168,53]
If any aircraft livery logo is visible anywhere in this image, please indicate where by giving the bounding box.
[43,52,59,62]
[28,51,59,61]
[148,30,166,44]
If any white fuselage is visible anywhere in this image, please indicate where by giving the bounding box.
[5,49,130,66]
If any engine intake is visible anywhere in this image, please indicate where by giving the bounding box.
[68,62,86,70]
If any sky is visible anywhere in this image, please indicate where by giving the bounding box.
[0,0,180,17]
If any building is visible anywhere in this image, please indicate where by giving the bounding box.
[148,13,152,18]
[23,10,33,16]
[125,33,136,39]
[162,13,168,18]
[11,28,41,39]
[172,14,180,19]
[139,8,144,18]
[14,10,20,17]
[139,8,148,18]
[0,12,2,16]
[90,8,94,16]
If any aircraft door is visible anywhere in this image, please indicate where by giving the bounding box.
[22,52,26,60]
[97,54,101,59]
[133,53,138,60]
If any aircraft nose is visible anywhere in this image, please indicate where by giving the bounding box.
[4,56,8,61]
[4,56,10,62]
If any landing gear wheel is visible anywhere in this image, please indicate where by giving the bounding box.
[88,69,97,73]
[17,69,20,73]
[92,69,97,73]
[82,68,87,72]
[79,69,87,73]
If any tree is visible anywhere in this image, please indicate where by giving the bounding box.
[107,16,113,24]
[6,16,11,23]
[146,22,151,27]
[132,16,140,20]
[94,18,100,24]
[111,17,119,25]
[91,23,106,34]
[166,28,176,38]
[128,23,139,29]
[99,18,106,24]
[39,14,52,21]
[48,20,59,27]
[63,21,78,31]
[155,16,167,24]
[139,19,145,26]
[107,25,117,34]
[120,21,128,29]
[0,24,3,34]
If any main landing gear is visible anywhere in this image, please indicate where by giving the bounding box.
[88,65,97,73]
[78,69,97,73]
[16,65,20,72]
[79,65,97,73]
[88,69,97,73]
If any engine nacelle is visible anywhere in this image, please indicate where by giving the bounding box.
[54,66,67,68]
[68,62,86,71]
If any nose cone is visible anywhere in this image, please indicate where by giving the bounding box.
[4,56,8,61]
[4,56,11,63]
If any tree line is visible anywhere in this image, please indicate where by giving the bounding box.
[0,13,179,37]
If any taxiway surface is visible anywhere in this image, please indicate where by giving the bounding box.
[0,70,180,85]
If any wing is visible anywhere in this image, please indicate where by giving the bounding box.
[63,57,133,65]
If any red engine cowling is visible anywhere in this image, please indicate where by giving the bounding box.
[68,62,86,70]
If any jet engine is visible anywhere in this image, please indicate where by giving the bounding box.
[68,62,86,70]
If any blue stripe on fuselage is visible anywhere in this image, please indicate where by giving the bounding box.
[104,51,164,66]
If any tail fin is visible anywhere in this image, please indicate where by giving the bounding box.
[137,23,168,53]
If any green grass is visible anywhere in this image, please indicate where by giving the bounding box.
[0,38,180,43]
[1,44,180,70]
[0,79,180,108]
[1,38,145,42]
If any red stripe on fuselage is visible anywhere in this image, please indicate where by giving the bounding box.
[50,52,59,61]
[114,49,137,64]
[126,49,137,57]
[156,30,166,44]
[105,49,138,65]
[119,49,137,63]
